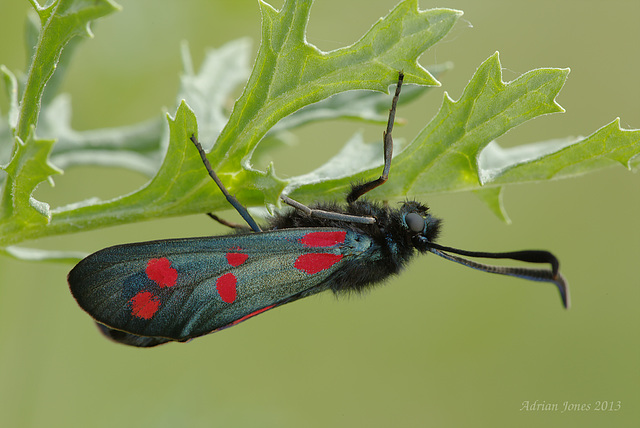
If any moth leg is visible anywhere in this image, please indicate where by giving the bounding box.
[190,135,262,232]
[206,213,253,232]
[346,71,404,203]
[280,195,375,224]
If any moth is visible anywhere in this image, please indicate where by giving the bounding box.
[69,72,569,347]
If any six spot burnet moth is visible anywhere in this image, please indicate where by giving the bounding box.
[68,72,569,347]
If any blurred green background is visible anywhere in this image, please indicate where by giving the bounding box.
[1,0,638,427]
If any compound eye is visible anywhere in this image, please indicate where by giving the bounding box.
[404,212,425,233]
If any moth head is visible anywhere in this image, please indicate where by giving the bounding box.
[398,201,441,249]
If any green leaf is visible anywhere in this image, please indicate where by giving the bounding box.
[291,52,640,216]
[473,186,510,224]
[472,119,640,214]
[2,0,639,261]
[390,53,568,194]
[0,129,61,241]
[1,66,19,131]
[5,101,284,246]
[289,52,570,200]
[487,119,640,183]
[211,0,461,170]
[38,94,164,176]
[177,39,254,150]
[0,0,461,248]
[0,0,120,247]
[1,246,85,263]
[16,0,121,140]
[0,66,19,166]
[272,80,435,133]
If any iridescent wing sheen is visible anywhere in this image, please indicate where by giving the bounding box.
[69,228,373,344]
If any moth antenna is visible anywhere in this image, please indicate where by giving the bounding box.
[190,135,262,232]
[425,241,570,309]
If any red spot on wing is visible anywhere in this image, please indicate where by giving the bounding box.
[129,291,160,320]
[226,252,249,267]
[216,273,237,303]
[146,258,178,288]
[294,253,343,274]
[300,231,347,248]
